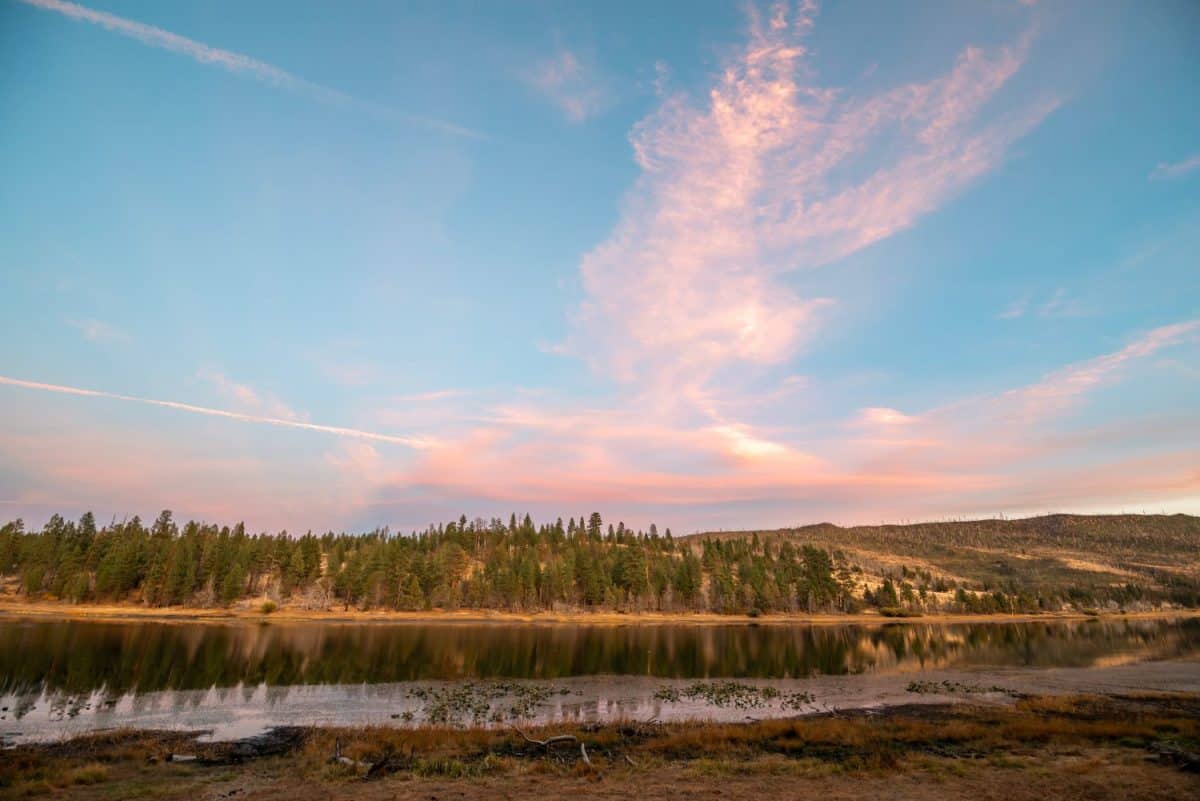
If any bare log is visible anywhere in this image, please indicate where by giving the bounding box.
[513,727,578,749]
[330,738,371,770]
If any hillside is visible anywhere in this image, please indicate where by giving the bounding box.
[688,514,1200,611]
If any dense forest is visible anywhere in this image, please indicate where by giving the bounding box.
[0,511,1196,615]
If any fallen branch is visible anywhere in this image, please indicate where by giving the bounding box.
[330,738,371,771]
[579,741,592,768]
[512,727,578,749]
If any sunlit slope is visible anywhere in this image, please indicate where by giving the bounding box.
[689,514,1200,601]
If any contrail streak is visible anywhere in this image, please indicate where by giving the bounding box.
[15,0,484,139]
[0,375,433,449]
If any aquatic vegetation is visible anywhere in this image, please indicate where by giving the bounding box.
[905,679,1020,697]
[654,682,814,711]
[405,682,572,726]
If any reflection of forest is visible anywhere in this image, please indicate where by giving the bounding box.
[1,618,1196,698]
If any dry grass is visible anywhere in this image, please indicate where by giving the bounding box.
[2,694,1198,800]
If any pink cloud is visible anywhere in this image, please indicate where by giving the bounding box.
[562,2,1053,416]
[522,42,609,123]
[5,4,1194,534]
[196,367,305,422]
[369,319,1198,526]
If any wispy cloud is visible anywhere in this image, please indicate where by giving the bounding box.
[0,374,432,449]
[353,2,1083,523]
[998,289,1085,320]
[15,0,484,139]
[1038,288,1085,318]
[522,42,609,123]
[1000,319,1200,419]
[997,296,1029,319]
[67,318,131,344]
[394,389,470,403]
[1150,154,1200,180]
[382,319,1198,518]
[563,1,1054,409]
[315,360,379,388]
[196,367,305,422]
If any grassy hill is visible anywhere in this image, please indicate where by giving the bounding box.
[688,514,1200,610]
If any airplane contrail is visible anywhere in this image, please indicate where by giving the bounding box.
[15,0,484,140]
[0,374,433,449]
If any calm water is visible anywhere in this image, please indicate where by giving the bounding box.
[2,616,1198,742]
[3,617,1200,695]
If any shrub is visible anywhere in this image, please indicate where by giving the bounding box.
[878,607,922,618]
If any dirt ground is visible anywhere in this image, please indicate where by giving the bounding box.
[196,756,1200,801]
[6,748,1198,801]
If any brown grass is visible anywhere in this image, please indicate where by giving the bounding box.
[3,693,1199,800]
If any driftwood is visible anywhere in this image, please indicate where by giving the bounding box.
[512,727,578,750]
[1148,742,1200,773]
[579,741,592,767]
[364,747,411,780]
[168,728,309,767]
[330,738,372,771]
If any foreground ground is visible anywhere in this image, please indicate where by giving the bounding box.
[3,694,1198,800]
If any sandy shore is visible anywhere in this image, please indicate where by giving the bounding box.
[1,597,1196,627]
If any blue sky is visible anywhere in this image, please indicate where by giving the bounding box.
[1,0,1197,534]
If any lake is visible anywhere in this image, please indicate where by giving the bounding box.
[2,616,1198,743]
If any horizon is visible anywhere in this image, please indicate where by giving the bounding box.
[4,507,1196,540]
[2,0,1198,534]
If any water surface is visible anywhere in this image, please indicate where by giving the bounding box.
[2,616,1197,743]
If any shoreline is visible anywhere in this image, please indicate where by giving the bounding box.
[6,657,1200,746]
[4,693,1199,800]
[1,597,1197,627]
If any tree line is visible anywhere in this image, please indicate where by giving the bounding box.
[0,511,1190,615]
[0,511,862,614]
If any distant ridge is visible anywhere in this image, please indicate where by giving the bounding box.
[687,513,1200,605]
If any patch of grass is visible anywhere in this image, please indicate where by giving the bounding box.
[65,762,109,785]
[3,693,1198,796]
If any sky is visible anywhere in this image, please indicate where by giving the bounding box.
[1,0,1198,535]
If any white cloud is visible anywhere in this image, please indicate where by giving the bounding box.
[997,297,1029,319]
[67,318,131,344]
[0,373,433,449]
[1150,154,1200,180]
[16,0,483,138]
